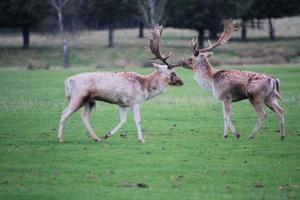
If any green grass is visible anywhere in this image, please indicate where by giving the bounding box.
[0,65,299,199]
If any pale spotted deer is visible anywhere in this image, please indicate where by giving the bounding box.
[57,25,183,143]
[182,20,285,140]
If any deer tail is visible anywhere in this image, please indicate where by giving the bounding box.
[272,77,282,100]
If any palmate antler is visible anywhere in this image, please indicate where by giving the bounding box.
[190,19,238,56]
[146,25,183,69]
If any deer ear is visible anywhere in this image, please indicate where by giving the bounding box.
[152,63,164,71]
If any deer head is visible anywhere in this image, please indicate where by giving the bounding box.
[183,19,238,70]
[146,25,184,86]
[152,63,183,86]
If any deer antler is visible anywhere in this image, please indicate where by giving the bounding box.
[190,19,238,56]
[190,37,199,56]
[146,25,183,69]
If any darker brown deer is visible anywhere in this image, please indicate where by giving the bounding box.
[182,20,285,140]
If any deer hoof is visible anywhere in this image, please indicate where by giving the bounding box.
[236,134,240,139]
[223,135,228,139]
[93,137,101,142]
[138,138,145,143]
[249,136,255,139]
[57,138,64,143]
[104,134,109,140]
[280,136,285,140]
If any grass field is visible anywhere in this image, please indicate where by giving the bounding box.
[0,16,300,199]
[0,65,299,199]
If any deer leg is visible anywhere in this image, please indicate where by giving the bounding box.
[249,100,266,139]
[131,104,144,143]
[222,103,229,138]
[57,97,84,143]
[81,102,101,142]
[223,100,240,138]
[265,98,285,140]
[104,106,127,139]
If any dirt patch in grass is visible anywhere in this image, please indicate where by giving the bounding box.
[118,182,148,189]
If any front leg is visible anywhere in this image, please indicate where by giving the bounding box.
[104,106,127,139]
[131,104,145,143]
[222,105,229,138]
[223,100,240,139]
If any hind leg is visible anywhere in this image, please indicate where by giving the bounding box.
[81,102,101,142]
[265,97,285,140]
[249,99,266,139]
[57,97,84,143]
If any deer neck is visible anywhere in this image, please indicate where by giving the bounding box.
[140,71,168,100]
[193,58,216,92]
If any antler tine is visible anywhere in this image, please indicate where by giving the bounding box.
[218,19,238,45]
[171,58,184,68]
[190,38,199,56]
[144,46,157,60]
[148,25,182,69]
[199,19,238,53]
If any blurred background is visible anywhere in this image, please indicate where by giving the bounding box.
[0,0,300,69]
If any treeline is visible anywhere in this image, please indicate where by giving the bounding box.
[0,0,299,67]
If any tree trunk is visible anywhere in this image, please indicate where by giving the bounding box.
[268,17,275,40]
[63,37,69,68]
[108,25,114,47]
[250,19,255,29]
[22,25,30,49]
[257,19,261,29]
[241,19,247,42]
[138,21,144,38]
[197,28,205,49]
[57,9,70,68]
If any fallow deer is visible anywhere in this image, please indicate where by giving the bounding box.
[182,20,285,140]
[57,25,183,143]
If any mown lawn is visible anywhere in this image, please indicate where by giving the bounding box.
[0,65,299,199]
